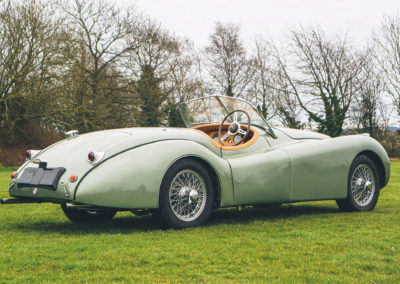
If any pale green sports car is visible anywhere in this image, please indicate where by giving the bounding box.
[2,96,390,228]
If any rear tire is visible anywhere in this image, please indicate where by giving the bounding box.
[61,204,117,223]
[155,159,214,229]
[336,155,380,212]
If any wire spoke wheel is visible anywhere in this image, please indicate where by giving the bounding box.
[350,164,376,206]
[168,169,207,222]
[336,155,381,212]
[157,159,214,229]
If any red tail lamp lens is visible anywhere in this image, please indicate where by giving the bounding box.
[88,152,95,161]
[11,172,16,179]
[69,175,78,182]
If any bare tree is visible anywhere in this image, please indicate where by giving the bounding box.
[350,65,385,139]
[374,13,400,117]
[275,83,304,128]
[125,19,181,126]
[0,0,64,142]
[247,37,278,120]
[276,27,369,136]
[57,0,137,132]
[204,22,251,97]
[166,41,203,103]
[377,97,393,135]
[165,41,204,126]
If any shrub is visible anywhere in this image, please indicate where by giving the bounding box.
[0,124,63,167]
[379,132,400,159]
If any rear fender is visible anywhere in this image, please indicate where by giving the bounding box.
[74,140,233,209]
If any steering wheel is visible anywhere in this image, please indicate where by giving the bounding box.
[218,110,251,146]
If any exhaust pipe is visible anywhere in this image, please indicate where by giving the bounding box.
[64,203,103,210]
[1,198,43,205]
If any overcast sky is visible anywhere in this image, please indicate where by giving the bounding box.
[131,0,400,125]
[134,0,400,47]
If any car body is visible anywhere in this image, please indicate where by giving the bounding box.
[2,96,390,228]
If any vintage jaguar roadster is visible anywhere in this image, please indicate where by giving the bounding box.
[2,96,390,228]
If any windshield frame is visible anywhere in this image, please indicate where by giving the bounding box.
[178,95,276,138]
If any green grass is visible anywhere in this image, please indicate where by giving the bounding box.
[0,165,399,283]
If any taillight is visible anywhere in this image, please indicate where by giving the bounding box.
[88,152,95,161]
[87,151,104,164]
[26,150,40,159]
[11,172,16,179]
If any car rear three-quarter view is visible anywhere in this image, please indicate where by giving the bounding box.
[1,96,391,229]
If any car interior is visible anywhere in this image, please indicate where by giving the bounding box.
[193,123,259,150]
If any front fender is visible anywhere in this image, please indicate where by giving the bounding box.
[74,140,233,209]
[281,134,390,201]
[351,136,391,187]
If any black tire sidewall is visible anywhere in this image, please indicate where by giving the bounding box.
[158,159,214,229]
[347,155,380,211]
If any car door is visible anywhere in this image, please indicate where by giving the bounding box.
[223,132,291,206]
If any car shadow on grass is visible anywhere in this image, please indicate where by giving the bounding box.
[12,214,160,234]
[207,203,340,226]
[10,203,341,234]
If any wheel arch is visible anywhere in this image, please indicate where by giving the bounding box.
[356,150,387,188]
[161,156,222,208]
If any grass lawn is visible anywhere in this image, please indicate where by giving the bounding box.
[0,164,399,283]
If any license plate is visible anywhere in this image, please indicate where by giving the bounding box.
[17,167,66,190]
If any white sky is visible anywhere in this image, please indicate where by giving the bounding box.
[133,0,400,48]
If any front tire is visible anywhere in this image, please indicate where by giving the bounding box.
[61,204,117,223]
[336,155,380,212]
[155,159,214,229]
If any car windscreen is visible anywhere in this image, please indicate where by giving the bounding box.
[178,96,270,130]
